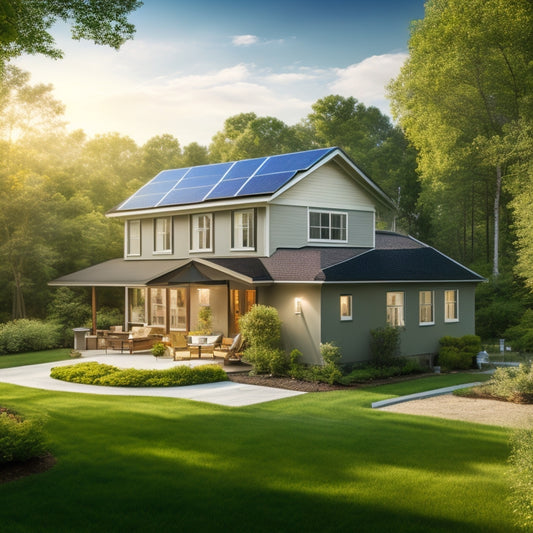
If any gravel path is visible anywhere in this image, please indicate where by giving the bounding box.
[380,394,533,428]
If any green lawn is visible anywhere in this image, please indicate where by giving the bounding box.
[0,349,71,369]
[0,364,517,533]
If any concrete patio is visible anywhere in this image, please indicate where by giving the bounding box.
[0,350,306,407]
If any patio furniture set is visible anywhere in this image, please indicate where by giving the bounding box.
[103,326,244,364]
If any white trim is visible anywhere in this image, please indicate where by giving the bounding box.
[153,216,172,254]
[307,208,348,243]
[126,219,141,257]
[190,213,213,253]
[107,196,272,218]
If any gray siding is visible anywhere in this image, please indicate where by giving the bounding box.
[269,204,374,250]
[124,207,267,260]
[259,284,322,364]
[321,283,478,364]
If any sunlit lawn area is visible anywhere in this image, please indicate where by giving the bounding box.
[0,349,71,369]
[0,356,517,532]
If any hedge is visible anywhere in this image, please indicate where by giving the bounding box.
[50,362,228,387]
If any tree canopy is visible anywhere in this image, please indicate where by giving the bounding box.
[0,0,142,68]
[388,0,533,276]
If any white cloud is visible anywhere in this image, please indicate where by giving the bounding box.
[330,53,408,115]
[232,35,259,46]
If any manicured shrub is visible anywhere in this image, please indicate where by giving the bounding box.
[508,428,533,531]
[50,361,228,387]
[0,319,61,354]
[239,304,281,350]
[240,304,285,374]
[0,408,48,463]
[341,359,423,384]
[369,325,401,367]
[437,334,481,370]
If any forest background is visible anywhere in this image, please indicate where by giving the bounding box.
[0,0,532,346]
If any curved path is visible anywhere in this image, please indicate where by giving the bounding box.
[0,352,305,407]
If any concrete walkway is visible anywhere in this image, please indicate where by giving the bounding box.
[0,351,305,407]
[371,382,483,409]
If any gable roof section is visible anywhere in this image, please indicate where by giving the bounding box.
[110,148,335,213]
[107,147,395,215]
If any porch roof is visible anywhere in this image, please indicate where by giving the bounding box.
[48,258,262,287]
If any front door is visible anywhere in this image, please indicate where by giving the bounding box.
[230,289,256,335]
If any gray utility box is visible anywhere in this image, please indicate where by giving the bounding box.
[72,328,91,350]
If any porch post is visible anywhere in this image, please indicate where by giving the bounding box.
[124,287,129,331]
[91,286,97,335]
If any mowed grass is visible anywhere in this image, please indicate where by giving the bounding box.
[0,368,517,533]
[0,349,71,369]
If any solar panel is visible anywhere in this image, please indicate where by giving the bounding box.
[114,147,335,211]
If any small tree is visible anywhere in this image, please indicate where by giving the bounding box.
[239,305,286,374]
[196,306,212,335]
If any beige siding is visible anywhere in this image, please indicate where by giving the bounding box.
[272,161,377,210]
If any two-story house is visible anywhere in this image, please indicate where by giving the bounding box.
[51,147,484,364]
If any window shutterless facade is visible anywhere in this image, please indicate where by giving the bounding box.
[153,217,172,254]
[232,209,255,250]
[308,209,347,242]
[444,289,459,322]
[127,219,141,256]
[340,295,352,321]
[191,213,213,252]
[419,290,434,325]
[387,291,405,327]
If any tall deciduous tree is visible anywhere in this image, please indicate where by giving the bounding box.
[0,0,142,68]
[388,0,533,275]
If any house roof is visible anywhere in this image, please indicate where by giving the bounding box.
[49,232,484,287]
[107,147,394,215]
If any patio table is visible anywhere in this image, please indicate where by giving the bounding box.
[187,343,214,359]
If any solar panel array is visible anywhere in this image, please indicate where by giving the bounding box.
[115,148,335,211]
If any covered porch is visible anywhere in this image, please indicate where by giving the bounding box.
[49,258,266,340]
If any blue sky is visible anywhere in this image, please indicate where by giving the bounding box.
[14,0,425,146]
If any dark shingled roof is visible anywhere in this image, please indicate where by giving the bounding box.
[49,232,484,287]
[323,247,485,282]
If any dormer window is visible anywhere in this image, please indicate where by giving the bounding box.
[232,209,255,250]
[154,217,172,254]
[191,213,213,252]
[308,209,347,242]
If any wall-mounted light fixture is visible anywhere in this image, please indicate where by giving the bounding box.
[294,297,302,315]
[198,288,210,306]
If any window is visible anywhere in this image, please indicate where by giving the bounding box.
[191,213,213,251]
[169,288,187,331]
[127,220,141,256]
[419,291,434,325]
[308,210,347,242]
[154,217,172,253]
[340,295,352,321]
[387,292,404,327]
[149,288,166,326]
[232,209,255,250]
[445,289,459,322]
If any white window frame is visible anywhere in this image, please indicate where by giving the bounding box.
[419,290,434,325]
[232,209,255,251]
[190,213,213,252]
[153,217,172,254]
[444,289,459,322]
[387,291,405,327]
[126,219,141,257]
[340,295,352,321]
[308,209,348,243]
